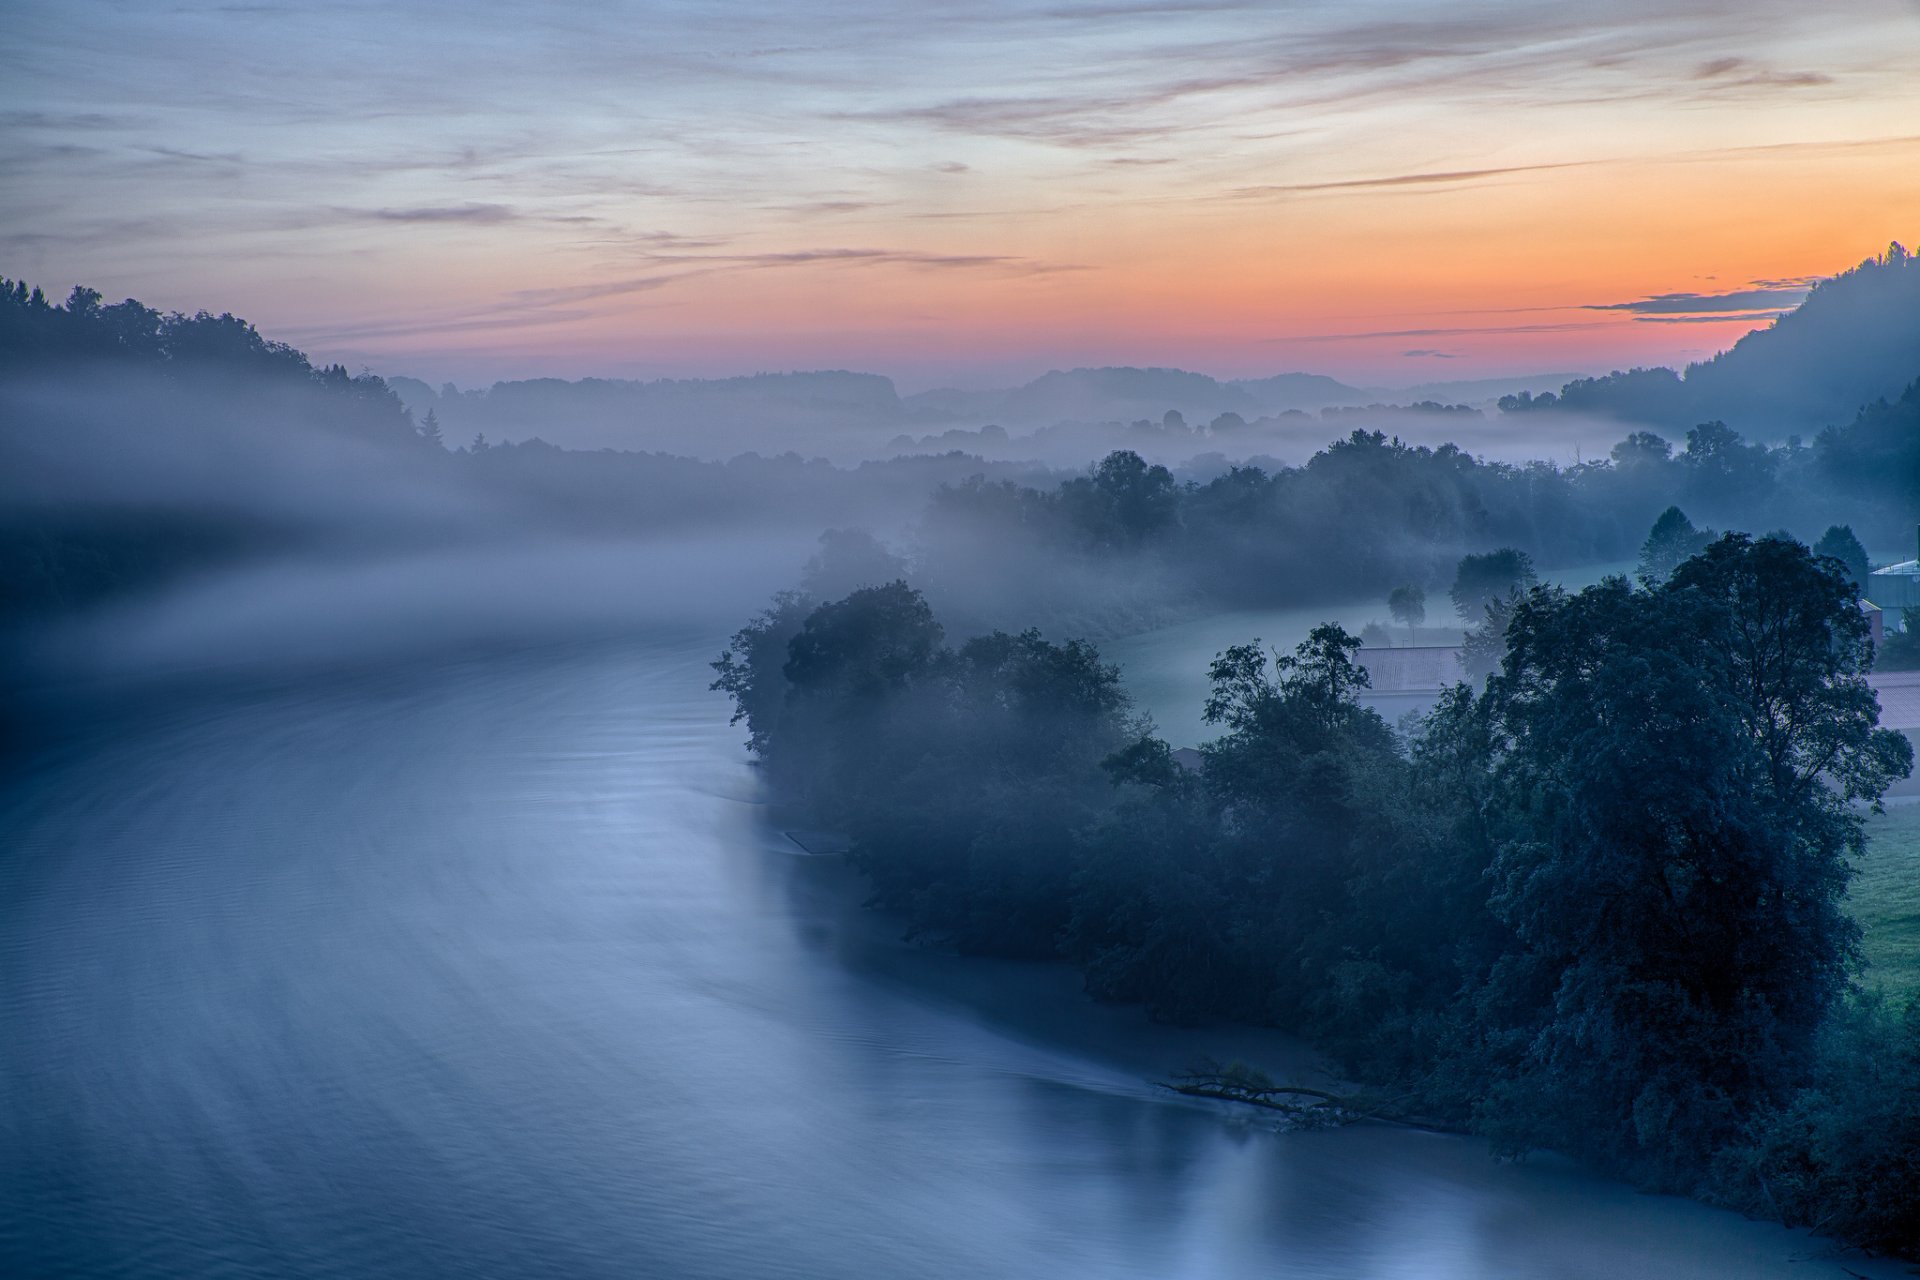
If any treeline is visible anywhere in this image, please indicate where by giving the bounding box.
[0,278,1060,631]
[0,278,418,442]
[715,533,1917,1257]
[914,406,1915,632]
[0,279,431,629]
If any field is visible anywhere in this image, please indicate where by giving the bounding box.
[1856,801,1920,1003]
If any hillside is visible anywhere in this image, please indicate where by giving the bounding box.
[1505,243,1920,433]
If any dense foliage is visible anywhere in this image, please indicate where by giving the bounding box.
[717,532,1916,1256]
[914,408,1916,633]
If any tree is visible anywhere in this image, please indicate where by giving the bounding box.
[783,580,943,705]
[417,408,444,448]
[1449,549,1536,623]
[1388,584,1426,643]
[1610,430,1673,468]
[1472,535,1911,1184]
[1637,506,1712,585]
[1682,420,1776,509]
[800,529,907,600]
[1811,525,1870,593]
[1878,608,1920,671]
[1059,450,1178,548]
[1459,592,1515,681]
[709,590,814,755]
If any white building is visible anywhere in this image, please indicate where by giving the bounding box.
[1866,525,1920,613]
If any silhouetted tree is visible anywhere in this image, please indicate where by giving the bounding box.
[1449,549,1536,623]
[1472,535,1911,1186]
[1388,584,1426,642]
[1638,506,1713,584]
[1812,525,1871,593]
[800,529,907,600]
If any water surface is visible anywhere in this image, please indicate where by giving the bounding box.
[1,634,1894,1278]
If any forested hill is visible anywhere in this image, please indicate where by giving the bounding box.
[0,278,418,446]
[1502,244,1920,433]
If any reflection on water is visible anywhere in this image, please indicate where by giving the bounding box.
[0,636,1893,1278]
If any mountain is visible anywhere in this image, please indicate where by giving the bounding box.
[386,370,912,454]
[999,366,1261,424]
[1504,243,1920,433]
[904,367,1262,427]
[1228,371,1367,412]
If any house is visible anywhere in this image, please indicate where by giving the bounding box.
[1865,525,1920,613]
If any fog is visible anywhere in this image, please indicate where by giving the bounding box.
[4,270,1917,1279]
[384,364,1617,471]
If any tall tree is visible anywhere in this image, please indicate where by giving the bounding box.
[1388,584,1426,643]
[1473,535,1911,1185]
[1637,505,1710,585]
[1812,524,1871,593]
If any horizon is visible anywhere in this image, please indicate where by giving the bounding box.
[7,2,1920,388]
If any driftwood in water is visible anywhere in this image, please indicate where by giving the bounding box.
[1162,1058,1408,1129]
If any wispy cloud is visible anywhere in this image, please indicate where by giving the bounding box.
[782,200,882,216]
[1586,284,1809,315]
[1693,56,1833,89]
[1631,310,1792,326]
[504,247,1079,309]
[1269,321,1616,344]
[1234,162,1585,197]
[276,308,603,345]
[364,203,521,224]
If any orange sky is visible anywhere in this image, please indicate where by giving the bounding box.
[6,1,1919,387]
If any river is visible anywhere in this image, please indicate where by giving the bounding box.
[1,619,1901,1278]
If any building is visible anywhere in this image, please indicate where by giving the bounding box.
[1866,525,1920,613]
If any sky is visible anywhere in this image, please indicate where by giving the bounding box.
[4,0,1919,390]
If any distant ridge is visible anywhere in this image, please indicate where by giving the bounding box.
[1229,371,1367,410]
[387,369,911,453]
[901,366,1366,427]
[1503,243,1920,432]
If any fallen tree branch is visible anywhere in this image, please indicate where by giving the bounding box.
[1160,1057,1427,1130]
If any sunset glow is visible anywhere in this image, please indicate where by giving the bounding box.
[6,0,1919,386]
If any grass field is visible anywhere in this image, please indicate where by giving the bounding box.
[1855,802,1920,1004]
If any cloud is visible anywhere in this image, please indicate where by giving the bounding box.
[1234,162,1584,197]
[934,161,970,173]
[784,200,881,216]
[1695,57,1747,78]
[277,308,601,345]
[1402,349,1457,358]
[1270,321,1615,343]
[0,110,142,132]
[502,247,1081,310]
[1585,284,1810,315]
[1693,57,1834,89]
[1631,310,1792,326]
[366,203,521,224]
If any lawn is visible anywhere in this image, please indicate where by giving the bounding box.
[1855,802,1920,1004]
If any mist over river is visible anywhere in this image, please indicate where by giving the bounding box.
[1,620,1902,1278]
